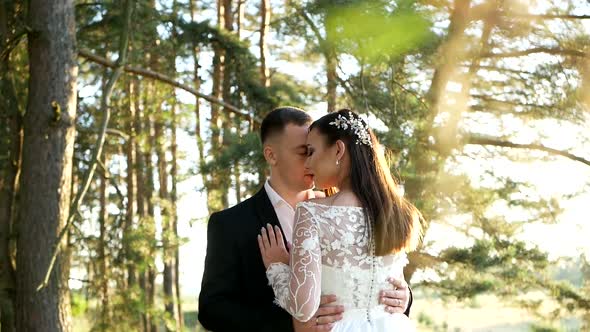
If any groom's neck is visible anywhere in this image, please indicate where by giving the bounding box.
[267,175,308,209]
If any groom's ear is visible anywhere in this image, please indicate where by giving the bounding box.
[263,144,278,166]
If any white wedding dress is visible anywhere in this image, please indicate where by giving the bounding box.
[266,201,415,332]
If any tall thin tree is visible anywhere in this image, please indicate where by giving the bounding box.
[0,1,20,331]
[15,0,77,330]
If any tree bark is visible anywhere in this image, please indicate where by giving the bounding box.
[259,0,271,88]
[189,0,208,216]
[155,101,179,331]
[145,117,157,332]
[205,0,232,212]
[326,51,337,113]
[15,0,77,330]
[220,0,233,209]
[169,3,183,325]
[0,2,20,331]
[324,10,337,113]
[134,79,151,330]
[98,154,110,328]
[171,96,183,331]
[425,0,471,118]
[125,78,138,289]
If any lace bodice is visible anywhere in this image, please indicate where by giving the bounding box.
[266,201,408,322]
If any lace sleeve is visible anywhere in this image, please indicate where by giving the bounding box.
[266,203,321,322]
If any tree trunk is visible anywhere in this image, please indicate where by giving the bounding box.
[325,46,337,113]
[206,0,228,212]
[0,2,20,331]
[189,0,207,217]
[237,0,244,38]
[425,0,471,120]
[259,0,271,88]
[144,109,157,332]
[98,154,110,328]
[171,99,183,331]
[170,102,183,331]
[255,1,270,201]
[580,57,590,109]
[155,103,179,331]
[125,78,138,289]
[15,0,77,330]
[220,0,234,207]
[324,10,337,113]
[134,80,151,331]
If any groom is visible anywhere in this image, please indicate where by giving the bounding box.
[198,107,412,331]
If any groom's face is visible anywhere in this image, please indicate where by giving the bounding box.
[271,124,314,191]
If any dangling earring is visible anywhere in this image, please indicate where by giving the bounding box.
[336,159,340,166]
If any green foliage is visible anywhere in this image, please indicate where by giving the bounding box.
[179,20,278,113]
[325,2,434,63]
[70,291,88,317]
[529,323,559,332]
[429,238,549,300]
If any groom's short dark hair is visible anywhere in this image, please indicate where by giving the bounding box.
[260,106,312,144]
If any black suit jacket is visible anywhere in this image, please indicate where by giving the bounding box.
[198,188,412,331]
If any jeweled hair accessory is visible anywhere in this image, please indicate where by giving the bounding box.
[329,112,373,147]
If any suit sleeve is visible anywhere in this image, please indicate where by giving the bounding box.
[404,286,413,316]
[198,212,293,332]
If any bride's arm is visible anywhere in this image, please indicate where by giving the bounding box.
[260,204,322,322]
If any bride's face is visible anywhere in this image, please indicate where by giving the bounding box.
[304,128,339,189]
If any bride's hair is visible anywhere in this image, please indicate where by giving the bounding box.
[310,109,423,255]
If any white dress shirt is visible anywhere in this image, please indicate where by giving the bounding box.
[264,180,295,244]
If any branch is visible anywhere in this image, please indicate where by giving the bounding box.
[97,159,126,205]
[0,26,31,61]
[78,50,259,123]
[105,128,129,140]
[512,13,590,20]
[76,126,130,140]
[299,10,325,46]
[471,94,553,110]
[465,136,590,167]
[481,47,587,58]
[460,64,536,76]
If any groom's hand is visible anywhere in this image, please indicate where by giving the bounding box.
[379,277,410,314]
[293,294,343,332]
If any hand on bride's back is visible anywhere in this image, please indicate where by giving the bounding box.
[258,223,290,269]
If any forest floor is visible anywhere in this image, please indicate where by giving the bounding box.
[72,291,582,331]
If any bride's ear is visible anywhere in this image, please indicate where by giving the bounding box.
[335,140,346,161]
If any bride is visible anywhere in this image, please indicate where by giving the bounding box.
[258,109,423,331]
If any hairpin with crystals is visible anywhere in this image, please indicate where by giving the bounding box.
[329,112,373,147]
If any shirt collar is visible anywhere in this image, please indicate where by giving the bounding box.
[264,179,290,208]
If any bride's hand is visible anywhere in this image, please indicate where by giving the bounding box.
[304,189,326,201]
[258,224,289,269]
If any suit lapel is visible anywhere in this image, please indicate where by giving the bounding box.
[253,187,289,245]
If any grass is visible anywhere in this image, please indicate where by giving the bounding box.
[72,293,583,331]
[412,292,582,332]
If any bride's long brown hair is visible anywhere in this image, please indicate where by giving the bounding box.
[311,109,422,255]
